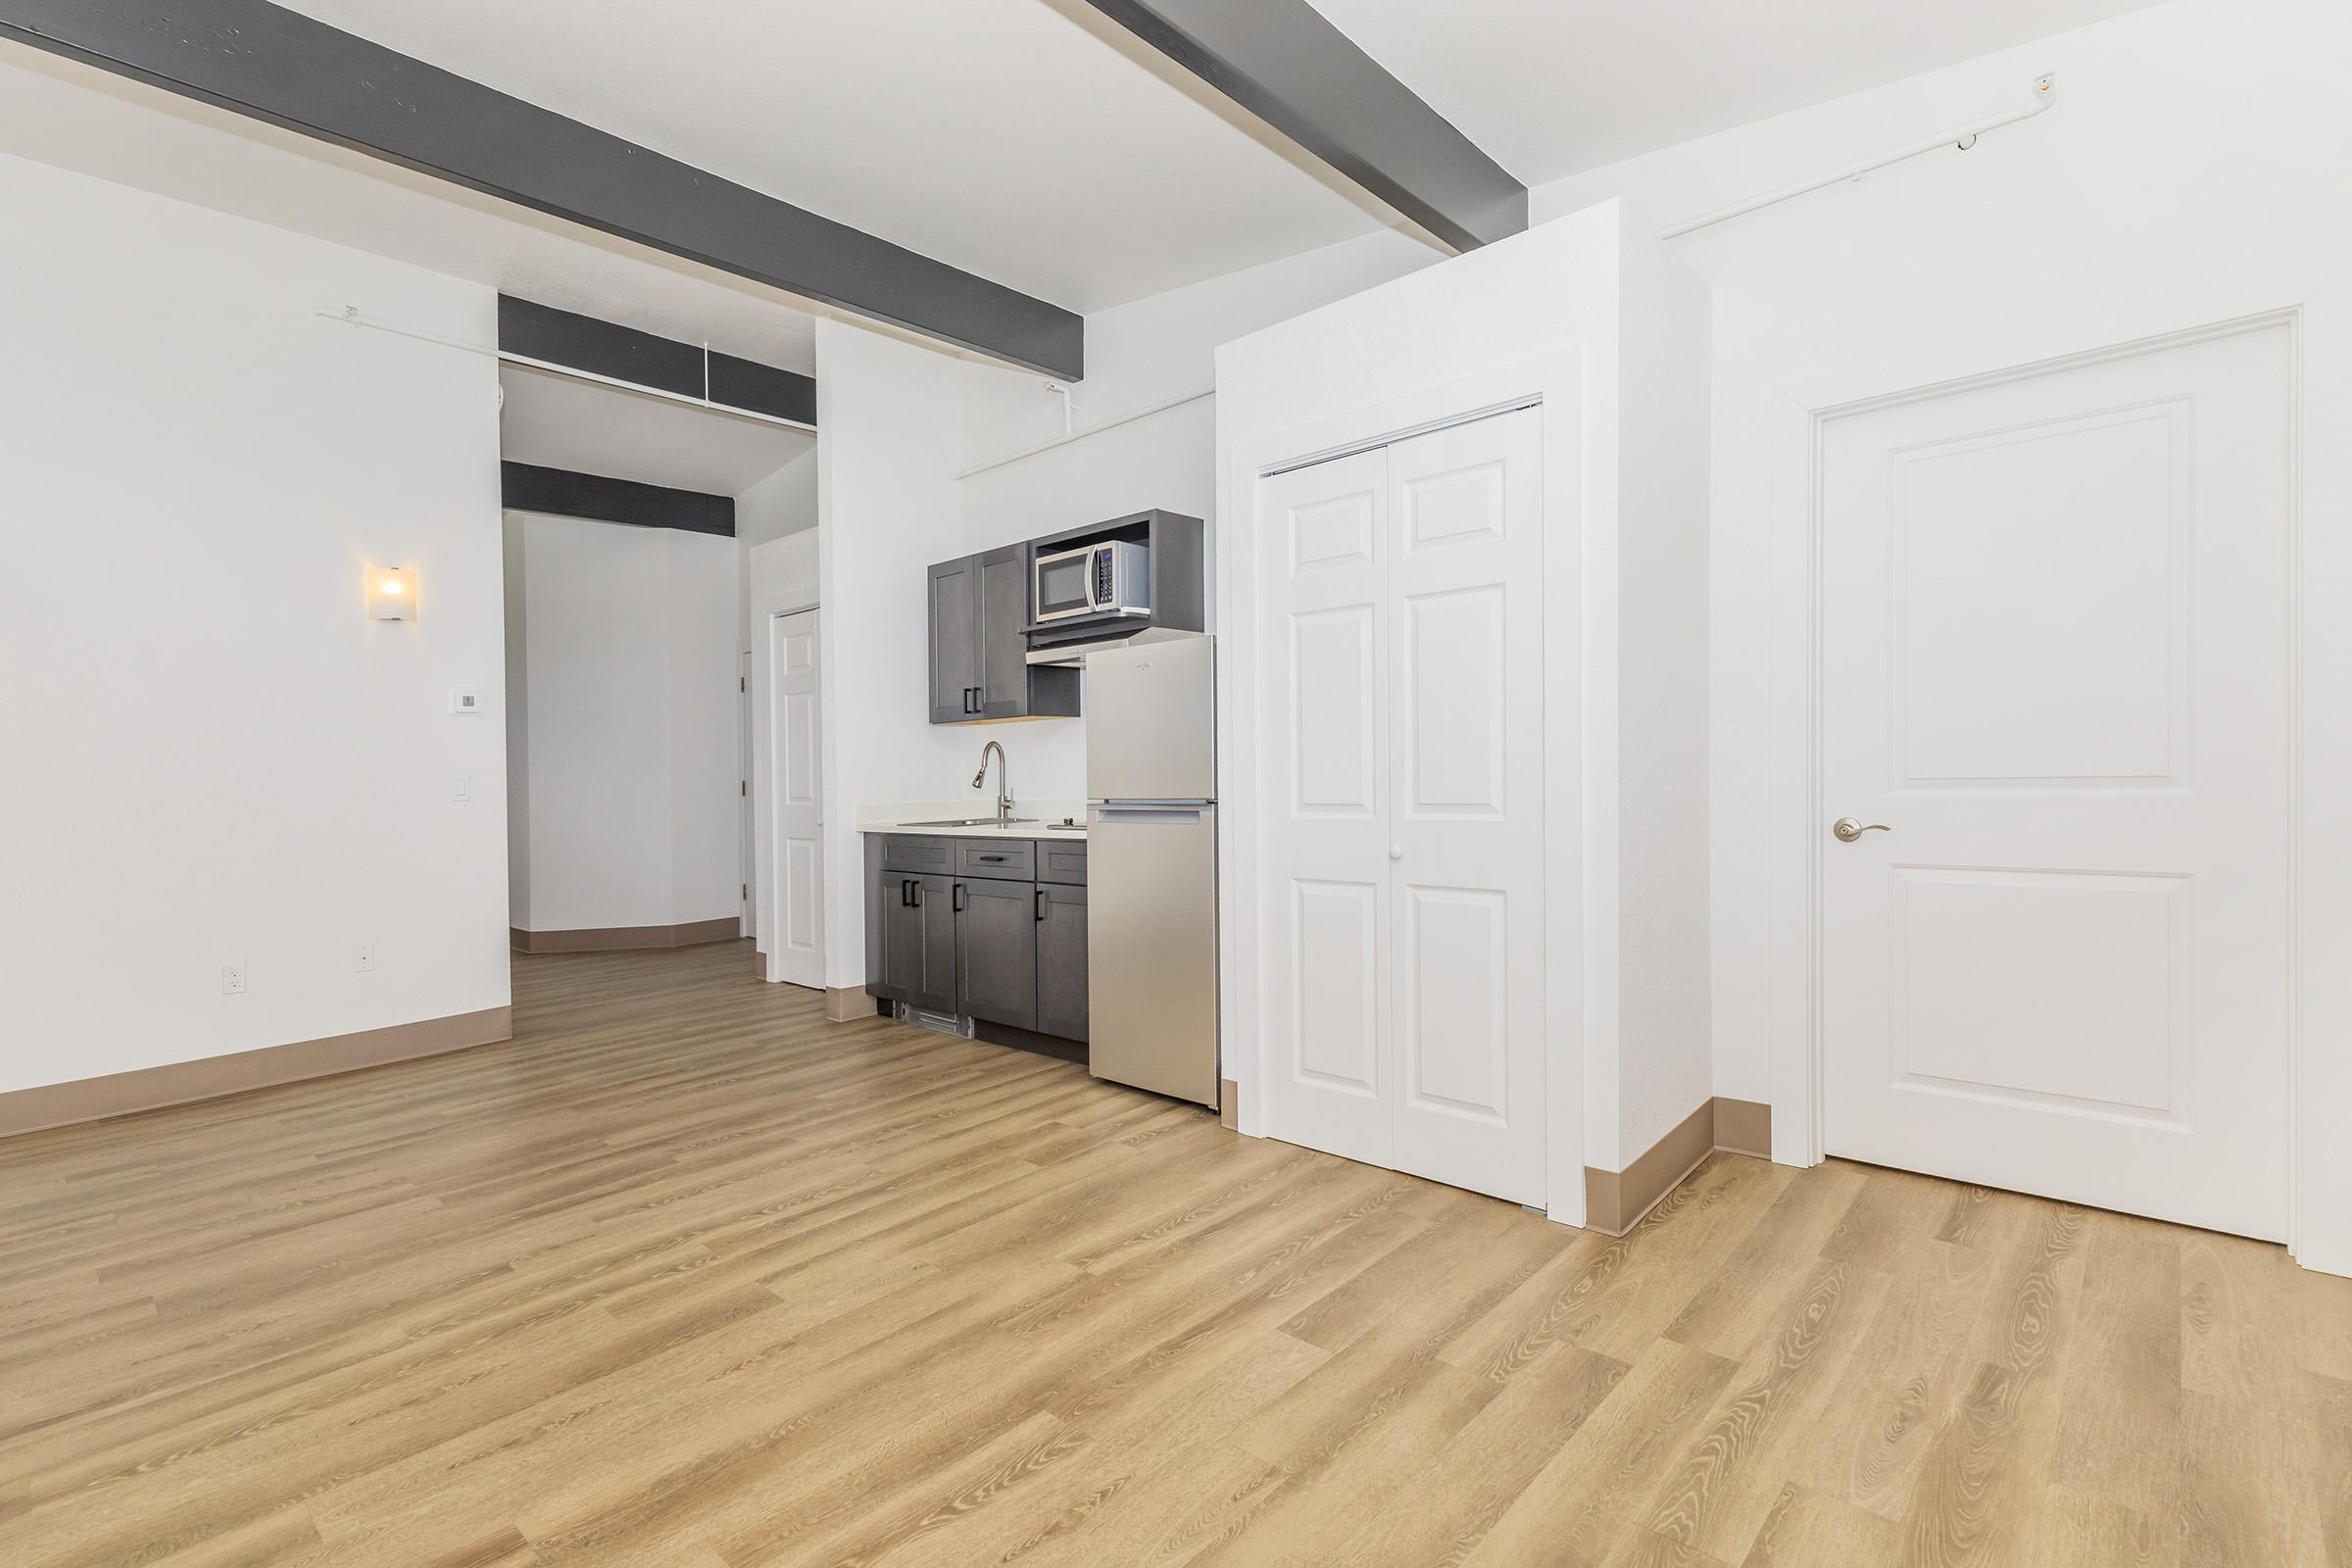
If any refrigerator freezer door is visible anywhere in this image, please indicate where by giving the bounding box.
[1087,804,1218,1107]
[1085,634,1215,803]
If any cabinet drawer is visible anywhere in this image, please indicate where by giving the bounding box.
[880,835,956,876]
[1036,839,1088,886]
[956,838,1036,881]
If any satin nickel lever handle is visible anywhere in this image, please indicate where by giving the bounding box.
[1833,816,1890,842]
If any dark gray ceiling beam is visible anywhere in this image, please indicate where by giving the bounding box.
[502,464,734,538]
[1082,0,1526,252]
[0,0,1085,378]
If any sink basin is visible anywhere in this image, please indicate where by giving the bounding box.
[902,817,1038,829]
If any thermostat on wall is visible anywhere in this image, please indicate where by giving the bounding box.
[448,690,483,715]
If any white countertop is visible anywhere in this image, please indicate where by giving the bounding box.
[856,802,1089,841]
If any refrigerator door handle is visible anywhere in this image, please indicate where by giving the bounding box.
[1091,805,1208,825]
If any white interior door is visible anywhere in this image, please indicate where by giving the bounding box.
[1257,406,1546,1204]
[767,608,825,990]
[1820,320,2292,1240]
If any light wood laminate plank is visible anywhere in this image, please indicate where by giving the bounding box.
[0,941,2344,1566]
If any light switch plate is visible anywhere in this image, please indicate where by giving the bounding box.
[448,690,482,715]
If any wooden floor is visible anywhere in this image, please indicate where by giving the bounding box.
[2,944,2346,1567]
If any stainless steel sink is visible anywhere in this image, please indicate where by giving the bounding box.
[901,817,1039,829]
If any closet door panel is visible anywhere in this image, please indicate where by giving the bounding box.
[1256,448,1394,1169]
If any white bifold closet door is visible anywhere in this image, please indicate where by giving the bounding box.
[1257,406,1545,1204]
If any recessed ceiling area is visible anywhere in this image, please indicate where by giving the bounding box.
[498,365,812,497]
[1304,0,2171,181]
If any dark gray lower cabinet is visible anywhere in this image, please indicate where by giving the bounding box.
[955,875,1038,1031]
[1035,882,1089,1042]
[866,834,1088,1046]
[875,870,955,1013]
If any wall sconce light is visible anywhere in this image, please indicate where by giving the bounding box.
[367,565,417,621]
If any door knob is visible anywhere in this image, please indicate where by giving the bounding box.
[1833,816,1890,842]
[1389,845,1404,861]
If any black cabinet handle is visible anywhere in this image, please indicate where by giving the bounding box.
[952,882,967,913]
[911,880,922,908]
[963,686,979,714]
[1035,888,1047,922]
[900,878,910,907]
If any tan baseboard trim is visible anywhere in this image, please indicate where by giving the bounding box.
[1712,1095,1772,1158]
[1584,1095,1775,1237]
[0,1005,514,1140]
[511,917,743,955]
[1219,1078,1240,1132]
[824,986,873,1023]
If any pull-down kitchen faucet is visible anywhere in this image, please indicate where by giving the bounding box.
[972,740,1012,827]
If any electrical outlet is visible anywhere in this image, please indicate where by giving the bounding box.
[221,963,247,996]
[355,944,376,974]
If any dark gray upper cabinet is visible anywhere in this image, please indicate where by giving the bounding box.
[976,546,1033,719]
[928,545,1079,725]
[926,558,981,725]
[1036,882,1089,1043]
[954,874,1038,1032]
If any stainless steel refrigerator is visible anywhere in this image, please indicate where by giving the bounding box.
[1085,632,1218,1107]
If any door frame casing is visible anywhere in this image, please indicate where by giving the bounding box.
[1221,350,1592,1224]
[1771,284,2348,1272]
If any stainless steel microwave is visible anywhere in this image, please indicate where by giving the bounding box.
[1033,540,1151,624]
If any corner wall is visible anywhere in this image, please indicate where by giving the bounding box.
[812,320,972,989]
[0,152,510,1097]
[1529,0,2352,1270]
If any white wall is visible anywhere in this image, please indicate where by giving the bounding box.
[737,446,818,653]
[1215,202,1712,1218]
[509,513,741,934]
[813,320,972,988]
[1529,0,2352,1267]
[0,153,509,1095]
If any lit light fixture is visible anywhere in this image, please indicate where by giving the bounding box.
[367,565,417,621]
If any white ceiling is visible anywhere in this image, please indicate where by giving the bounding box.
[1306,0,2169,183]
[0,0,2170,373]
[0,47,829,369]
[499,366,812,497]
[276,0,1393,313]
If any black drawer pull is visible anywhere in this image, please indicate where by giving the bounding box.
[952,883,967,913]
[1035,889,1047,922]
[910,880,922,907]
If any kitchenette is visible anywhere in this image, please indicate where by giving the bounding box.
[857,510,1219,1110]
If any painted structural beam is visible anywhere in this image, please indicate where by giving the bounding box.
[0,0,1085,378]
[502,464,735,538]
[1083,0,1525,252]
[498,296,818,428]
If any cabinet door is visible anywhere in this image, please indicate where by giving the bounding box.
[976,545,1031,719]
[912,874,957,1013]
[955,876,1038,1031]
[927,557,980,724]
[874,871,922,1003]
[1036,881,1089,1043]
